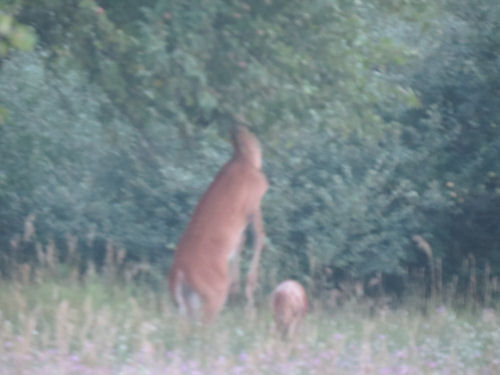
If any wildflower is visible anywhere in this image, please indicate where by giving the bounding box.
[333,333,344,341]
[397,364,410,374]
[436,305,447,315]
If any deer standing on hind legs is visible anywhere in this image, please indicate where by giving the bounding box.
[168,126,268,324]
[271,280,308,340]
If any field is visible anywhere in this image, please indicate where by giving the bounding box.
[0,270,498,375]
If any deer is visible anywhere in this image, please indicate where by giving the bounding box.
[168,126,268,324]
[271,280,308,339]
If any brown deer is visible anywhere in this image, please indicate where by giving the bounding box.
[271,280,307,339]
[168,126,268,324]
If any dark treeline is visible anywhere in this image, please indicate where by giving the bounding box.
[0,0,498,302]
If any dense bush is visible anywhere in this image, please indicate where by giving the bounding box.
[0,51,240,266]
[0,0,498,299]
[400,0,500,284]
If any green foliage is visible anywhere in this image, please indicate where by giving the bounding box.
[0,51,233,266]
[0,4,36,125]
[401,0,500,278]
[0,11,36,56]
[15,0,421,138]
[263,129,449,289]
[0,0,498,296]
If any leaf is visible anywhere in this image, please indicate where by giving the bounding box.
[0,13,13,36]
[9,25,37,51]
[198,90,217,113]
[0,106,7,125]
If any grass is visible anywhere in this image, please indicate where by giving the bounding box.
[0,270,499,375]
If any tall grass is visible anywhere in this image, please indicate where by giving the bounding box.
[0,221,499,374]
[0,260,499,374]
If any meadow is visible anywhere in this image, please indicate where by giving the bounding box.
[2,1,499,374]
[0,262,498,375]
